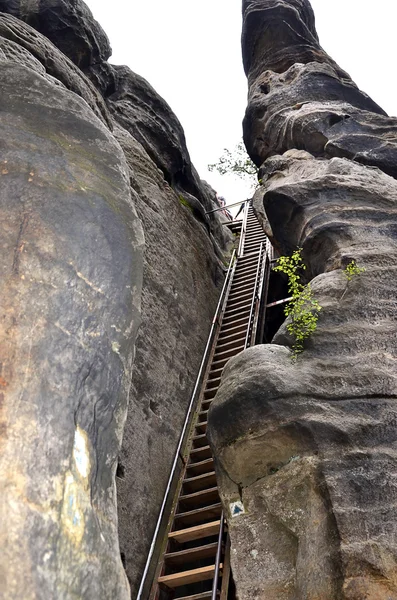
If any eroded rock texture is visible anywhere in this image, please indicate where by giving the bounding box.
[208,2,397,599]
[0,60,143,599]
[0,2,230,598]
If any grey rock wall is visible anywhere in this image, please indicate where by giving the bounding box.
[208,1,397,599]
[0,2,230,598]
[114,124,227,595]
[0,60,143,599]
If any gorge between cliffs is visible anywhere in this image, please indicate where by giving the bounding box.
[1,1,397,600]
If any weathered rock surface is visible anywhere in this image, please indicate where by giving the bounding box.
[208,1,397,599]
[106,65,230,248]
[0,0,111,68]
[0,60,143,599]
[0,13,111,125]
[0,3,231,598]
[242,0,397,178]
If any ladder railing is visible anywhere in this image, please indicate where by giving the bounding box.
[138,203,272,600]
[211,511,225,600]
[136,250,237,600]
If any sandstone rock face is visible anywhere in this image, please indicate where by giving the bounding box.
[0,3,230,598]
[0,61,143,599]
[208,2,397,599]
[0,0,111,68]
[0,13,110,125]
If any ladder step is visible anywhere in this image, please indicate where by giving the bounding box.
[228,284,255,297]
[204,385,218,397]
[168,520,221,544]
[207,366,224,378]
[227,290,254,304]
[228,288,254,302]
[192,433,209,447]
[222,309,250,323]
[158,563,222,589]
[244,243,264,251]
[244,233,264,240]
[186,457,214,476]
[200,399,212,412]
[235,257,258,268]
[210,356,235,372]
[164,542,219,567]
[183,471,217,494]
[203,388,217,400]
[231,273,257,285]
[174,502,222,529]
[216,329,246,346]
[189,445,212,462]
[215,336,247,352]
[228,286,255,300]
[218,321,248,339]
[235,258,259,269]
[244,238,265,246]
[195,421,208,434]
[234,265,258,276]
[205,377,221,391]
[220,313,250,329]
[219,321,249,336]
[212,344,245,361]
[198,409,209,421]
[179,486,219,509]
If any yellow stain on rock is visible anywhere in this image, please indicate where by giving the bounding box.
[60,427,91,547]
[73,427,90,478]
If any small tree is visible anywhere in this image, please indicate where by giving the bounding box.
[208,141,258,188]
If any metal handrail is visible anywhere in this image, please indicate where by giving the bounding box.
[211,511,225,600]
[205,199,249,215]
[136,250,237,600]
[244,243,264,349]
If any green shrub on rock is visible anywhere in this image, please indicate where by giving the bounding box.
[274,249,321,359]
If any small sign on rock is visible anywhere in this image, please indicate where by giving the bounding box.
[229,500,245,518]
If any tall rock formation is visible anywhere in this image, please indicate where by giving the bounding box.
[0,2,230,598]
[208,2,397,599]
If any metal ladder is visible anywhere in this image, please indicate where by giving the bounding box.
[138,203,272,600]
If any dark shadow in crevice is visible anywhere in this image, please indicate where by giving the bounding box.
[260,269,289,344]
[116,461,126,480]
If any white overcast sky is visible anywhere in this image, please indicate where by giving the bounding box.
[85,0,397,205]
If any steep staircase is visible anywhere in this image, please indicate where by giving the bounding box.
[138,202,273,599]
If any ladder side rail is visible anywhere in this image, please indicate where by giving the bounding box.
[211,511,225,600]
[254,254,272,345]
[137,250,237,600]
[250,247,268,347]
[148,251,240,599]
[237,201,249,257]
[244,243,264,350]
